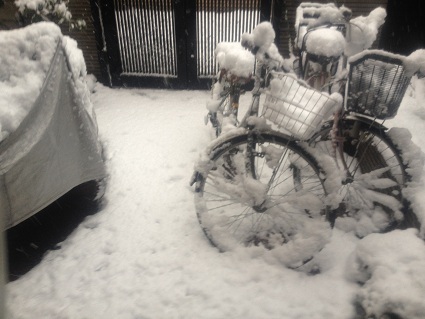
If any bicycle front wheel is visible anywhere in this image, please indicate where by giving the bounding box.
[310,118,419,236]
[194,130,337,268]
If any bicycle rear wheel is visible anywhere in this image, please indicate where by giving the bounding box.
[193,130,337,268]
[310,118,419,236]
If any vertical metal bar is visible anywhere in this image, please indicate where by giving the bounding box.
[167,0,177,75]
[210,0,214,75]
[125,0,136,73]
[225,0,229,42]
[166,0,177,76]
[116,0,128,72]
[203,0,207,76]
[159,0,168,75]
[133,0,142,73]
[223,1,226,45]
[196,0,201,76]
[113,0,123,71]
[123,0,134,73]
[201,0,206,76]
[245,0,250,32]
[136,0,145,73]
[235,0,238,41]
[141,0,150,73]
[157,1,166,75]
[130,0,141,72]
[113,0,124,71]
[136,0,148,74]
[145,0,153,75]
[246,0,253,32]
[165,0,172,75]
[152,1,161,74]
[229,0,233,42]
[222,0,226,42]
[139,0,149,74]
[164,0,172,75]
[214,0,218,73]
[146,0,157,74]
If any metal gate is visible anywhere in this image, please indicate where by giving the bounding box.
[96,0,273,89]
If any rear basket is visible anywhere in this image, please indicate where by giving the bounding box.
[346,52,411,119]
[262,74,340,140]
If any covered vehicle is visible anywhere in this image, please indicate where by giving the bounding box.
[0,22,107,229]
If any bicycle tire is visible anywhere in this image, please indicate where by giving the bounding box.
[309,118,420,235]
[193,129,338,268]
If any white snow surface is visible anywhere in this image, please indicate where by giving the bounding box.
[4,77,425,319]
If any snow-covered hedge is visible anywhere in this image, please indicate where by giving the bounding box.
[15,0,86,29]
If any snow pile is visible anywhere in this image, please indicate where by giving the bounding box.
[0,22,61,142]
[62,36,96,120]
[294,3,348,50]
[207,21,287,116]
[305,28,346,57]
[387,126,425,234]
[346,229,425,319]
[241,21,275,55]
[346,7,387,56]
[215,42,255,79]
[241,22,284,68]
[294,4,386,58]
[0,22,96,143]
[295,3,347,30]
[404,49,425,77]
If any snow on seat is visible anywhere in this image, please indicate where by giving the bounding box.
[304,28,346,58]
[214,42,255,81]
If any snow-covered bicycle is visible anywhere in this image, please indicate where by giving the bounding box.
[191,5,424,268]
[292,3,423,235]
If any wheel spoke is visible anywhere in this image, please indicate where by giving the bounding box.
[312,119,410,235]
[195,132,332,267]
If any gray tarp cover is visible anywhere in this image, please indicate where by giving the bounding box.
[0,42,107,229]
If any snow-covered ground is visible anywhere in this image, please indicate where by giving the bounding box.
[5,79,425,319]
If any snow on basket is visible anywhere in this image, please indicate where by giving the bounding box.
[262,74,342,139]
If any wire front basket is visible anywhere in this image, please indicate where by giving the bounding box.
[346,52,412,119]
[262,74,341,140]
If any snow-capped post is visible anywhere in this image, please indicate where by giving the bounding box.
[14,0,86,30]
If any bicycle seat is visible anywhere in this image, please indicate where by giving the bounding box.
[306,52,340,65]
[218,69,252,84]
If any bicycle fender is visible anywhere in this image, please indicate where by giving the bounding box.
[343,114,388,131]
